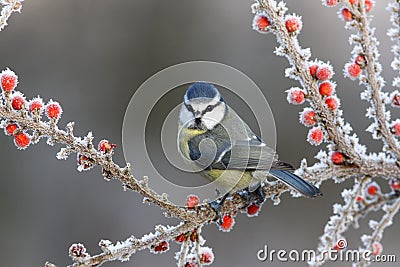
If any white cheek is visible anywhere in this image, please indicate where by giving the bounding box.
[179,105,194,127]
[203,105,225,130]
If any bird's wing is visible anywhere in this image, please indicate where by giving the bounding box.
[213,138,277,170]
[187,133,277,171]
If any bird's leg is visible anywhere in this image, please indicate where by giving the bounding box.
[254,185,266,205]
[209,192,230,216]
[238,185,266,207]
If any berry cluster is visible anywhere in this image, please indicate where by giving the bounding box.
[173,227,214,265]
[184,194,262,235]
[340,0,374,21]
[182,247,214,266]
[252,5,302,35]
[355,179,400,205]
[151,241,169,254]
[287,60,341,147]
[217,199,264,231]
[0,69,52,149]
[0,68,117,175]
[0,68,62,150]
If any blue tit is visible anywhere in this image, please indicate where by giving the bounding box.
[178,82,321,204]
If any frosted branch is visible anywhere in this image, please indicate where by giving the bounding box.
[0,0,22,31]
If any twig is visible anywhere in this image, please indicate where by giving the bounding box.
[257,0,364,165]
[0,0,22,31]
[355,197,400,267]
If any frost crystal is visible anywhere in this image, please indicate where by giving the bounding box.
[368,219,379,230]
[56,147,71,160]
[393,77,400,88]
[361,234,372,247]
[276,1,288,14]
[284,66,298,79]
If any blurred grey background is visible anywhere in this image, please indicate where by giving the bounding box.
[0,1,398,266]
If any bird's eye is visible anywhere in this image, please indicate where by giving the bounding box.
[186,104,194,112]
[205,105,213,112]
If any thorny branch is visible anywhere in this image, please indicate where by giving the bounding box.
[1,1,400,267]
[257,0,364,165]
[252,0,400,266]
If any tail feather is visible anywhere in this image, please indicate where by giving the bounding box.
[269,169,322,197]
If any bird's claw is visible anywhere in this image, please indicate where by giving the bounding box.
[208,193,230,219]
[238,186,266,207]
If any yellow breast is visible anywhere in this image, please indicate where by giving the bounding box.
[178,125,207,159]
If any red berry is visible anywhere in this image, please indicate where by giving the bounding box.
[366,182,380,196]
[372,241,382,256]
[189,228,198,242]
[356,195,364,202]
[346,63,362,79]
[365,0,373,12]
[300,108,317,127]
[391,121,400,136]
[29,98,44,114]
[1,68,18,92]
[98,139,116,153]
[219,214,235,232]
[287,87,305,105]
[349,0,358,4]
[325,0,338,7]
[390,179,400,191]
[307,127,324,146]
[285,15,302,33]
[69,243,88,258]
[316,65,333,81]
[184,263,196,267]
[186,194,199,209]
[341,8,353,21]
[325,96,339,111]
[355,54,367,68]
[11,94,25,110]
[14,132,30,149]
[5,123,19,136]
[253,14,270,33]
[174,233,187,243]
[391,92,400,107]
[200,247,214,265]
[152,241,169,253]
[247,203,260,217]
[319,81,335,96]
[331,151,345,165]
[45,101,62,120]
[77,154,94,171]
[309,64,319,78]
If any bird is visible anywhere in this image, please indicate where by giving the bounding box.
[178,82,321,207]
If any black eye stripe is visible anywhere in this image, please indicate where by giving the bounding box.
[185,103,194,112]
[185,101,222,115]
[202,102,221,115]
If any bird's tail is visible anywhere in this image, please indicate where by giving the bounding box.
[269,169,322,197]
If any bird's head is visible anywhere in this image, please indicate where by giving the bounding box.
[179,82,226,130]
